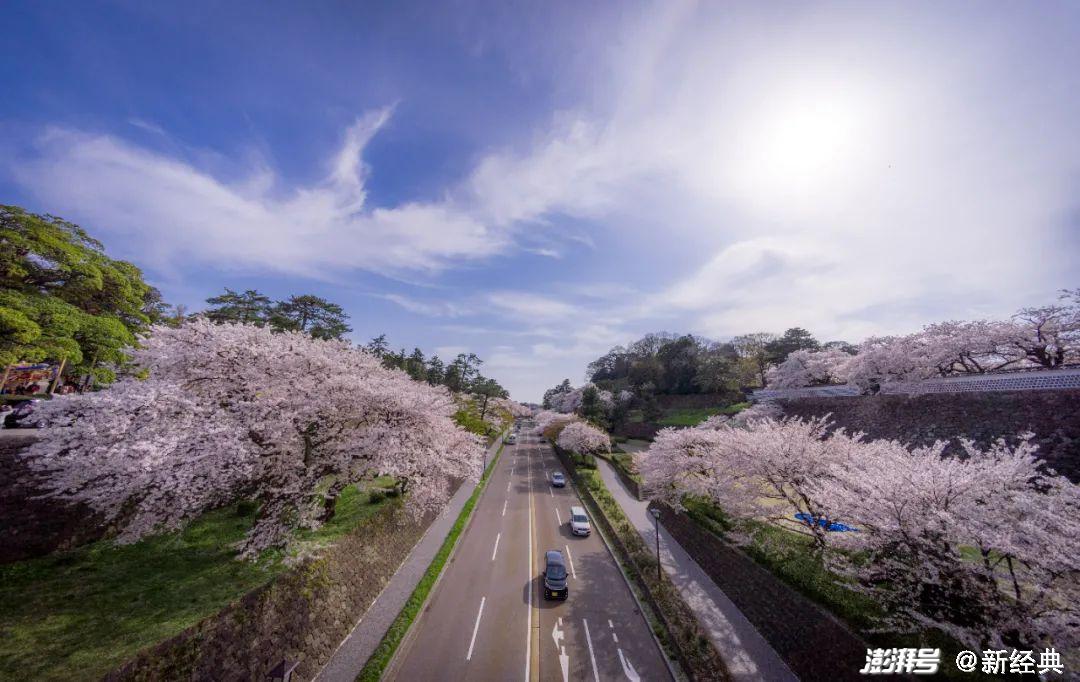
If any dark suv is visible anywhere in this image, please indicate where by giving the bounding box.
[543,549,568,600]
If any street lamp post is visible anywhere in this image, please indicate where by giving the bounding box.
[650,507,661,582]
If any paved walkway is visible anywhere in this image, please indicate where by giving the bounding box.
[315,436,505,682]
[596,458,798,682]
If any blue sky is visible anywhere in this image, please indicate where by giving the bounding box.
[2,1,1078,401]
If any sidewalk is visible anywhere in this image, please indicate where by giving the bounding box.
[596,458,798,682]
[315,435,504,681]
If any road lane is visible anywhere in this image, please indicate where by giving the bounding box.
[532,438,672,682]
[388,428,672,681]
[388,437,529,681]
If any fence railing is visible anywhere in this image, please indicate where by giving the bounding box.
[753,367,1080,401]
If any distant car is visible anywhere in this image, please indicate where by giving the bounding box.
[550,471,566,487]
[506,433,517,444]
[569,505,591,536]
[543,549,569,600]
[3,400,45,429]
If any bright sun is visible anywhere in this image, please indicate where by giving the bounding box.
[727,85,875,211]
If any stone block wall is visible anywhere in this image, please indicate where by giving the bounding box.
[778,390,1080,482]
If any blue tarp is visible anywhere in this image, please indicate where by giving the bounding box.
[794,512,857,532]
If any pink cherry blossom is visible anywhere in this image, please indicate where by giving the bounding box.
[23,320,484,557]
[556,420,611,455]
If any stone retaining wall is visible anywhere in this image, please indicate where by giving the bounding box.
[778,389,1080,482]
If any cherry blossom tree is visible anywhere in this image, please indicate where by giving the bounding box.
[698,400,783,429]
[23,320,483,557]
[813,434,1080,651]
[642,415,856,549]
[765,348,853,388]
[765,290,1078,392]
[1005,288,1079,369]
[534,409,574,432]
[556,420,611,455]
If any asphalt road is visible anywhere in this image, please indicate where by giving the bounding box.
[387,429,673,682]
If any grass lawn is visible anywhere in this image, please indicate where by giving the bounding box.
[656,402,750,427]
[0,479,394,681]
[686,497,882,630]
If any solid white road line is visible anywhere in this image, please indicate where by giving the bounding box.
[502,499,508,516]
[582,618,600,682]
[492,533,501,561]
[525,449,532,682]
[555,508,562,525]
[467,596,485,661]
[565,544,576,579]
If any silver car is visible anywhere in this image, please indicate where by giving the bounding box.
[569,505,591,536]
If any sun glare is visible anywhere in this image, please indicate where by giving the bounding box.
[727,85,875,211]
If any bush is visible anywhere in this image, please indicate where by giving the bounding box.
[368,490,386,504]
[543,420,571,443]
[570,452,597,469]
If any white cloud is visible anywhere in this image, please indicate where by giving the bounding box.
[378,293,471,318]
[13,112,505,279]
[486,291,580,320]
[433,345,468,360]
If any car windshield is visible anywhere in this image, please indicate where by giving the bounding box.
[553,473,563,479]
[547,564,566,580]
[572,514,588,523]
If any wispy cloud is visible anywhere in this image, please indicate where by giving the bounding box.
[13,112,505,279]
[378,293,472,318]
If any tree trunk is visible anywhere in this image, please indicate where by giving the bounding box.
[318,482,345,523]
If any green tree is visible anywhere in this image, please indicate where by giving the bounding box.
[656,335,701,394]
[426,354,445,385]
[269,294,351,340]
[823,340,857,355]
[446,352,482,392]
[579,384,611,429]
[204,288,272,326]
[695,342,740,395]
[0,205,153,382]
[542,378,573,409]
[641,391,664,423]
[765,327,820,365]
[405,347,427,381]
[365,333,389,358]
[732,332,778,387]
[472,375,509,423]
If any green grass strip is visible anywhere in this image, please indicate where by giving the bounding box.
[357,439,506,681]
